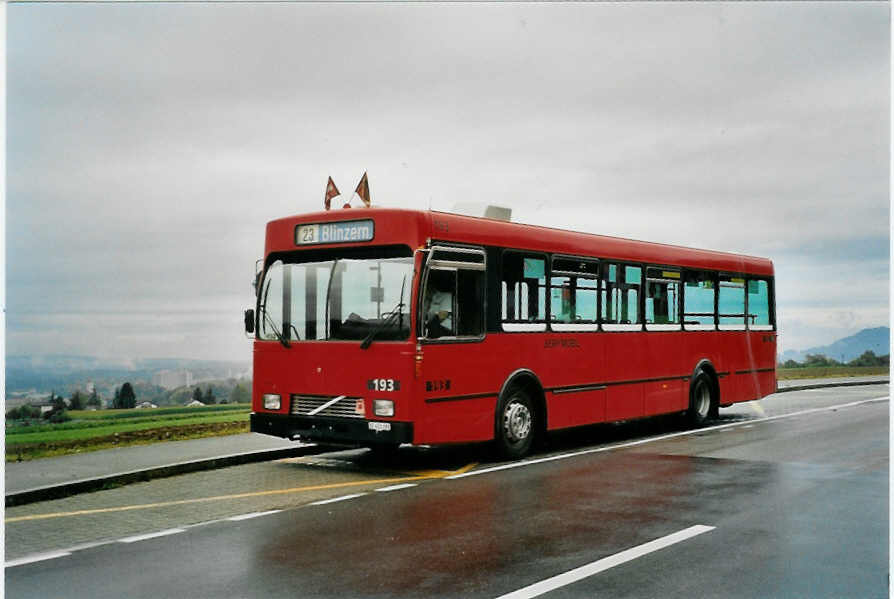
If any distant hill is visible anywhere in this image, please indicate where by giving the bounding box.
[781,327,890,363]
[6,355,251,394]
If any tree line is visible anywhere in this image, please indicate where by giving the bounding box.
[779,350,889,369]
[109,383,241,408]
[7,381,252,421]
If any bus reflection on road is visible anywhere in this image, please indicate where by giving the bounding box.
[253,451,774,597]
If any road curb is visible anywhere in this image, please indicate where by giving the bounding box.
[775,379,889,394]
[5,444,331,507]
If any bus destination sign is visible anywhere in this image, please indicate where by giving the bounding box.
[296,219,375,246]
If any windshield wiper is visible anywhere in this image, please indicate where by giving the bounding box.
[266,311,291,348]
[260,280,290,349]
[360,275,407,350]
[324,259,340,340]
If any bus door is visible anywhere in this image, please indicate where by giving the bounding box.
[601,263,646,420]
[741,277,776,400]
[718,274,750,403]
[415,246,495,444]
[643,268,688,414]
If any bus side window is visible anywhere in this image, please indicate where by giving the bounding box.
[602,263,641,326]
[423,269,456,338]
[624,266,641,324]
[646,268,681,326]
[422,247,486,340]
[748,279,772,329]
[601,264,617,323]
[456,269,484,336]
[423,268,485,339]
[550,257,599,328]
[501,252,547,331]
[718,275,746,329]
[550,275,573,323]
[683,271,716,329]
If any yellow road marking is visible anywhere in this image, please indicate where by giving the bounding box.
[6,476,421,523]
[6,462,478,524]
[284,456,432,478]
[446,462,478,476]
[284,456,478,479]
[395,462,478,478]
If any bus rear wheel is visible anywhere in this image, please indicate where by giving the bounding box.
[686,372,714,426]
[495,388,535,460]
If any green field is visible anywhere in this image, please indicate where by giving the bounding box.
[776,366,889,380]
[6,404,251,461]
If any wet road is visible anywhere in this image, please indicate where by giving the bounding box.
[6,387,888,598]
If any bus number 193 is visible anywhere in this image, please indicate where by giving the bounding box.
[369,378,400,392]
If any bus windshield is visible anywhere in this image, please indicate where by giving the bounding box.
[258,256,414,343]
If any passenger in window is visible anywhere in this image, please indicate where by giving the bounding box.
[650,283,669,324]
[558,284,573,322]
[424,271,454,338]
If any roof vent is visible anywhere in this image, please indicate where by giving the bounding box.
[484,205,511,222]
[449,202,512,221]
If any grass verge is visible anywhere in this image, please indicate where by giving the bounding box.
[6,405,251,461]
[776,366,889,380]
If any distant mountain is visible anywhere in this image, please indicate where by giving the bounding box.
[6,354,106,373]
[6,355,251,394]
[781,327,890,363]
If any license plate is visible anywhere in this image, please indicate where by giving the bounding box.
[368,422,391,432]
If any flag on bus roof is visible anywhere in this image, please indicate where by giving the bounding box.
[324,177,340,211]
[355,172,370,208]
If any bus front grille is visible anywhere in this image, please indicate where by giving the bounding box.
[290,395,365,419]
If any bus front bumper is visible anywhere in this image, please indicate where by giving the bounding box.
[250,412,413,445]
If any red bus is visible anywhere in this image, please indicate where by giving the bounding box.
[246,207,775,458]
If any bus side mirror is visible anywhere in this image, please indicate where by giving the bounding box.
[253,259,263,296]
[244,309,255,334]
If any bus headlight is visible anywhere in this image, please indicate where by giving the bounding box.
[373,400,394,417]
[263,394,281,410]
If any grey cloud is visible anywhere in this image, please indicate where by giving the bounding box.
[7,3,888,359]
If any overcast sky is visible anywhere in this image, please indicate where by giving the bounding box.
[7,2,889,364]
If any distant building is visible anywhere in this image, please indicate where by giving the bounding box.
[28,401,55,415]
[135,401,158,409]
[185,400,206,407]
[152,370,194,389]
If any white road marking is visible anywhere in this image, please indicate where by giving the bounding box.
[6,550,72,567]
[494,525,716,599]
[449,396,889,480]
[8,513,278,567]
[309,493,367,506]
[375,483,418,492]
[117,528,185,543]
[59,540,112,553]
[228,510,282,521]
[7,540,117,567]
[184,518,228,529]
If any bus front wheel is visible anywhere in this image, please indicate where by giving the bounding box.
[687,372,715,426]
[495,388,535,460]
